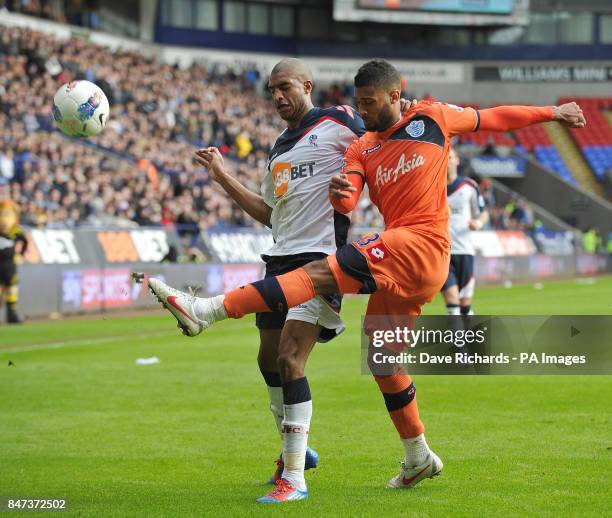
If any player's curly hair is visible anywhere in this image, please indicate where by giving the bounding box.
[354,59,401,90]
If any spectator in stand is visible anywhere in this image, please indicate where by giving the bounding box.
[482,137,497,157]
[0,26,388,233]
[506,198,532,231]
[582,227,603,254]
[490,205,509,230]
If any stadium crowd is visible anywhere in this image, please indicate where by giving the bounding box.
[0,26,386,232]
[2,25,609,256]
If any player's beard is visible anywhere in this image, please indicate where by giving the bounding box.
[371,104,396,132]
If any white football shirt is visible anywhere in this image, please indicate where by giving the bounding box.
[447,176,485,255]
[261,106,365,256]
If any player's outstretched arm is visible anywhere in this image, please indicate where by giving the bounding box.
[329,172,364,214]
[478,102,586,132]
[195,147,272,227]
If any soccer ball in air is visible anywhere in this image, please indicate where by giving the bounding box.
[52,80,110,137]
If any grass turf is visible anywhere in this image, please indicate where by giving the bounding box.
[1,276,611,517]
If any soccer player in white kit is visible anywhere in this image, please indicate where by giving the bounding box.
[441,147,489,316]
[194,59,365,502]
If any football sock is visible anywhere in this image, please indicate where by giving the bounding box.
[460,305,473,316]
[222,256,365,319]
[374,373,425,440]
[6,288,17,305]
[401,433,431,467]
[193,294,227,323]
[446,303,461,316]
[446,303,463,338]
[281,377,312,491]
[261,371,284,436]
[223,268,315,319]
[326,255,364,293]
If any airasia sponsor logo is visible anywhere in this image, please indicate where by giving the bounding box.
[374,153,425,189]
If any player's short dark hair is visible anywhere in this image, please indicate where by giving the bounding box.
[354,59,401,90]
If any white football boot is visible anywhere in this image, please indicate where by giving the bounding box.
[387,451,443,489]
[147,277,226,337]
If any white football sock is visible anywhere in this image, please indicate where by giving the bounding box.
[193,295,227,323]
[268,386,284,437]
[446,305,461,315]
[402,433,431,467]
[281,400,312,491]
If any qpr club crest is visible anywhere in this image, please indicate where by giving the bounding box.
[405,120,425,138]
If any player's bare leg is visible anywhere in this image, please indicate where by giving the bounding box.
[442,284,461,315]
[259,329,284,437]
[460,296,474,316]
[368,341,443,489]
[258,328,319,488]
[442,284,475,361]
[258,320,319,503]
[258,329,285,482]
[380,368,443,488]
[142,253,443,490]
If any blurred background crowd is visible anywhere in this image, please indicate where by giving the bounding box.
[0,26,392,233]
[1,25,607,254]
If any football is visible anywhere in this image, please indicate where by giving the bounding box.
[52,80,110,137]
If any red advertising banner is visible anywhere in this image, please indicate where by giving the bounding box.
[102,269,133,307]
[497,231,537,257]
[221,265,262,292]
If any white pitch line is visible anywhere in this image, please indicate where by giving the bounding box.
[0,321,256,354]
[0,331,180,354]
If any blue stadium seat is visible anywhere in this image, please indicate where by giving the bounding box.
[533,145,577,185]
[582,145,612,182]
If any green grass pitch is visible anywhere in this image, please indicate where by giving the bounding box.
[1,276,611,517]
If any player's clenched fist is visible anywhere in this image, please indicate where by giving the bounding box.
[552,102,586,128]
[329,173,357,199]
[195,147,226,181]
